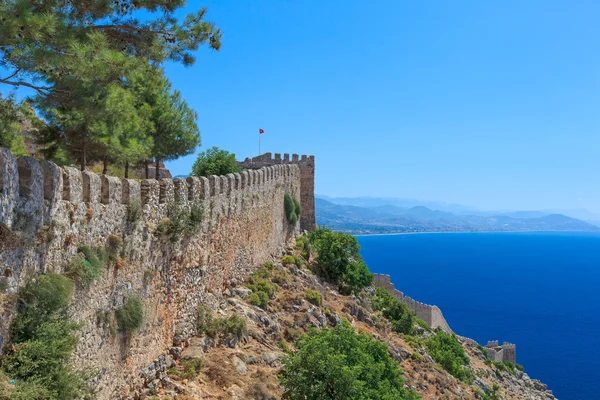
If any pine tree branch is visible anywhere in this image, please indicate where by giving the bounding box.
[2,69,21,81]
[0,78,52,95]
[89,25,175,38]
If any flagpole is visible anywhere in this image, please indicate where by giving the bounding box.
[258,130,261,156]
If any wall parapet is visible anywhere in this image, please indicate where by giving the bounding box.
[0,147,308,229]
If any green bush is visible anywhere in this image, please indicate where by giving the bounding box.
[281,255,303,268]
[159,202,205,241]
[295,235,310,259]
[280,321,420,400]
[180,358,204,379]
[115,296,144,332]
[425,330,473,383]
[248,291,269,309]
[204,313,247,339]
[191,146,242,177]
[515,363,524,372]
[126,200,142,223]
[64,246,105,283]
[304,289,323,306]
[308,228,373,293]
[245,270,277,309]
[372,288,415,335]
[284,193,301,225]
[3,274,87,399]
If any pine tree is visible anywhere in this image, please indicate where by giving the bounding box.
[128,67,200,179]
[0,1,221,103]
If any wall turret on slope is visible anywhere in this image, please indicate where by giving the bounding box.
[373,273,517,363]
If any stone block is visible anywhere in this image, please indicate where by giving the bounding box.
[122,179,141,204]
[63,167,83,203]
[141,179,159,206]
[101,175,122,204]
[82,171,101,203]
[159,179,174,204]
[41,160,62,201]
[173,178,187,202]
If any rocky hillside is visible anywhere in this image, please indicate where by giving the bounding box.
[135,242,556,400]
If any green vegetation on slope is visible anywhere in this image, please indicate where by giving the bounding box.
[280,321,420,400]
[1,274,87,399]
[307,228,373,294]
[425,330,473,384]
[372,287,415,335]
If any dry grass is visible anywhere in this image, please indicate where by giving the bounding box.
[0,224,21,252]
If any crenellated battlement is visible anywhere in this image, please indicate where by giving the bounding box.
[486,341,517,364]
[0,147,306,230]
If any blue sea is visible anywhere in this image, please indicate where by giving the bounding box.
[357,232,600,400]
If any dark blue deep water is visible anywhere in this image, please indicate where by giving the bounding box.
[357,232,600,400]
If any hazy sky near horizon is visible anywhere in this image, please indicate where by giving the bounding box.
[160,1,599,212]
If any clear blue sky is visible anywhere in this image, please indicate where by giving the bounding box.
[169,2,596,212]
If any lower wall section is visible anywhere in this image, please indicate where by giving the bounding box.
[373,273,453,333]
[0,165,301,399]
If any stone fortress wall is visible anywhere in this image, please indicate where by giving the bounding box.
[0,146,314,399]
[373,273,517,364]
[241,152,315,232]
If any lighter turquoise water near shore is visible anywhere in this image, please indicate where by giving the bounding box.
[357,232,600,400]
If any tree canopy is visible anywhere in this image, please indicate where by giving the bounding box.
[0,1,221,103]
[280,321,420,400]
[191,146,241,177]
[0,1,218,172]
[308,228,373,293]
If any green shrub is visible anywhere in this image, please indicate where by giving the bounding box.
[204,313,247,339]
[245,271,276,309]
[280,322,420,400]
[191,146,242,177]
[281,255,303,268]
[159,202,205,241]
[180,358,204,379]
[65,246,105,283]
[264,261,275,270]
[126,200,142,223]
[415,317,431,332]
[284,193,301,225]
[115,296,144,332]
[515,363,524,372]
[185,201,204,235]
[295,235,310,259]
[3,274,87,399]
[304,289,323,306]
[308,228,373,293]
[248,291,269,309]
[425,330,473,383]
[372,288,415,335]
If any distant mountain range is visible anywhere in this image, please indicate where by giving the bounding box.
[315,197,600,234]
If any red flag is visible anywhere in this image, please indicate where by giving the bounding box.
[259,128,264,134]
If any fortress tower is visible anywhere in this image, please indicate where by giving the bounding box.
[241,153,316,231]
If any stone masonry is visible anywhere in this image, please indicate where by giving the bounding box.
[241,153,316,232]
[0,146,315,399]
